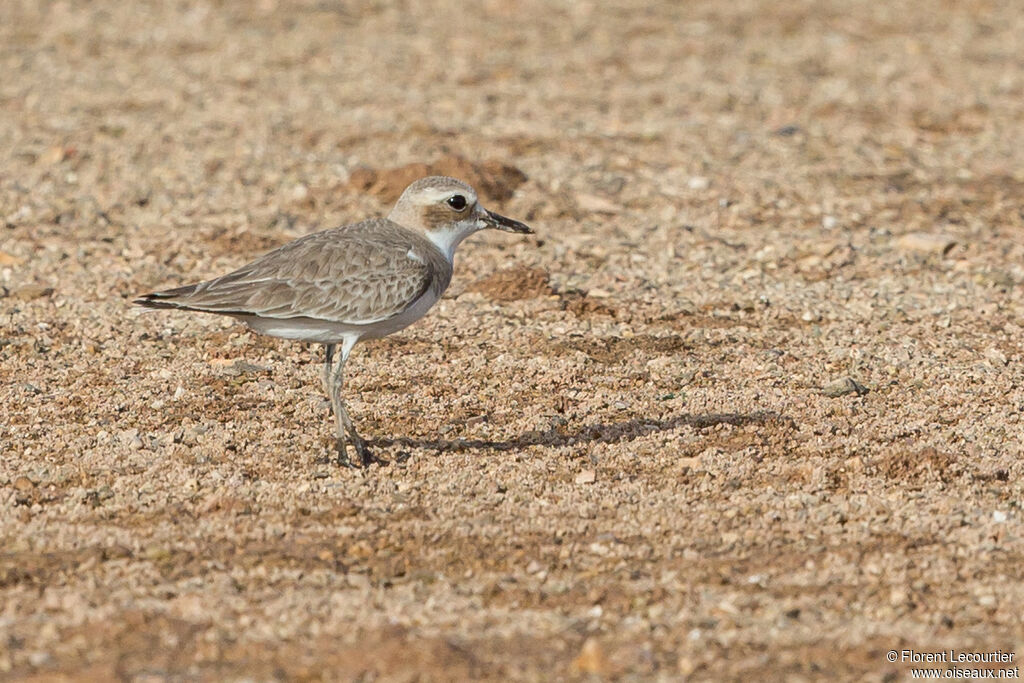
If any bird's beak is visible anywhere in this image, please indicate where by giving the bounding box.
[483,209,533,234]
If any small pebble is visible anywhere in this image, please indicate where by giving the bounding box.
[12,285,54,301]
[211,359,269,376]
[575,193,619,214]
[822,377,869,397]
[575,469,596,484]
[897,232,956,255]
[27,652,51,667]
[572,638,609,675]
[985,348,1008,366]
[0,251,24,266]
[678,456,702,470]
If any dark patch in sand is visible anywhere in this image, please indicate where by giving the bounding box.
[876,447,960,483]
[560,290,618,318]
[555,334,689,363]
[466,266,553,301]
[347,156,528,205]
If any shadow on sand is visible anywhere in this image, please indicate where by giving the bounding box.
[368,410,792,453]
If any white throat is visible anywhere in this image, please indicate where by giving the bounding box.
[425,219,483,263]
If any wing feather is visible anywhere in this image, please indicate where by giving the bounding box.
[135,219,439,326]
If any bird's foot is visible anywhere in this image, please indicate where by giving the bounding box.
[333,433,383,468]
[333,438,359,468]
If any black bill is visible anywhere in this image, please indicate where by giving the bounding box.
[485,209,533,234]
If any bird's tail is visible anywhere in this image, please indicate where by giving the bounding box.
[133,284,201,310]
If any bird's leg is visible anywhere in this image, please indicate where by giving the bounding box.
[328,338,374,467]
[322,343,335,397]
[323,343,353,466]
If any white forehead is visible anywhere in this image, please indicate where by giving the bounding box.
[410,185,477,204]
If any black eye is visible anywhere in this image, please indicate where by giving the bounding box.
[447,195,467,211]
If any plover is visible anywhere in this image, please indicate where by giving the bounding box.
[135,176,532,466]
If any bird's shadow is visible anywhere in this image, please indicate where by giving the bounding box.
[368,410,791,454]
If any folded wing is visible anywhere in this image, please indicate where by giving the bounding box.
[134,219,436,326]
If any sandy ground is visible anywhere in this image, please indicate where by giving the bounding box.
[2,0,1024,680]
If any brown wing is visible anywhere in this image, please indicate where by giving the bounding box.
[135,219,436,325]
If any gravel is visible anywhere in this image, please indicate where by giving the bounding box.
[2,0,1023,680]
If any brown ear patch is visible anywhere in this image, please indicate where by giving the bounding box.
[348,155,527,205]
[420,203,462,231]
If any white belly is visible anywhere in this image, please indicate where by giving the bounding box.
[239,286,443,344]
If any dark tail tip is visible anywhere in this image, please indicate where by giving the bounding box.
[133,294,176,309]
[132,283,198,309]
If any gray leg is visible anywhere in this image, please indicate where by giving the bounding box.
[326,337,372,467]
[322,343,335,397]
[322,343,351,465]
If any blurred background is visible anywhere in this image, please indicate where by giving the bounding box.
[3,1,1022,289]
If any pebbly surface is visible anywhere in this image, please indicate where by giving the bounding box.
[2,0,1023,679]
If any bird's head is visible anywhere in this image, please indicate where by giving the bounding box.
[388,176,532,261]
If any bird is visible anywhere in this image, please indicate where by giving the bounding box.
[134,176,533,467]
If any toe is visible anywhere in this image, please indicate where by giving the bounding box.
[334,438,356,468]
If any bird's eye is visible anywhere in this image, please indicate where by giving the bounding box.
[447,195,468,211]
